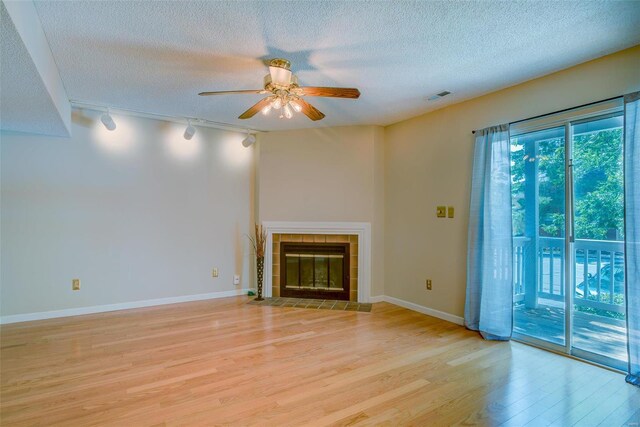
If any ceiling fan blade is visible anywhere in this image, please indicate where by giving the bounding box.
[298,87,360,99]
[238,97,273,119]
[296,98,325,121]
[199,90,265,96]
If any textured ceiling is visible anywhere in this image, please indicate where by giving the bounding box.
[0,1,69,136]
[28,1,640,131]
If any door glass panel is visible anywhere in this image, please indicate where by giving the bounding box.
[315,256,328,288]
[300,256,314,288]
[329,256,343,289]
[511,126,566,346]
[285,255,300,287]
[571,114,627,366]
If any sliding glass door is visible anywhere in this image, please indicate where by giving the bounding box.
[510,100,627,370]
[570,114,627,368]
[512,126,567,347]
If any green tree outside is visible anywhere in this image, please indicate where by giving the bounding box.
[511,127,623,241]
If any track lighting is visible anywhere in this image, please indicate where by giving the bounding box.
[183,120,196,140]
[242,131,256,148]
[100,109,116,131]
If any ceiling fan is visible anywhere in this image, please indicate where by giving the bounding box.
[198,58,360,121]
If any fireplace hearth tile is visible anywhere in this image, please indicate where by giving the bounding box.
[248,297,372,313]
[332,301,348,310]
[319,300,336,310]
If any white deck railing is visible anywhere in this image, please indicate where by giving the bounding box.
[513,236,625,313]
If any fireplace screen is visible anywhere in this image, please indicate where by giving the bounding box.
[280,243,349,300]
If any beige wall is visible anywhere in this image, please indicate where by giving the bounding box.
[257,126,385,296]
[372,127,385,299]
[384,45,640,318]
[4,45,638,320]
[1,110,254,316]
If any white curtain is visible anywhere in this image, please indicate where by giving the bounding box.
[625,91,640,387]
[465,124,513,340]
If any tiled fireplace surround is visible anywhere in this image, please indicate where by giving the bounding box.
[271,234,359,301]
[262,222,372,303]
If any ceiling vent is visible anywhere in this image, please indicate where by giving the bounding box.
[426,91,451,101]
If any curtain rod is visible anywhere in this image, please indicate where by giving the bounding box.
[471,95,622,134]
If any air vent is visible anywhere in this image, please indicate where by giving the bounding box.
[426,91,452,101]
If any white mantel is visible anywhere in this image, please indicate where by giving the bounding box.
[262,221,372,302]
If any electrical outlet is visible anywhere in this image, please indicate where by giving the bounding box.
[233,275,240,285]
[436,206,446,218]
[426,279,432,290]
[72,279,81,291]
[212,268,219,278]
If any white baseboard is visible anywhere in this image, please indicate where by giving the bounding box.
[369,295,385,303]
[1,290,464,327]
[0,288,251,325]
[372,295,464,326]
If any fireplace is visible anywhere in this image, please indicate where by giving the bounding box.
[280,242,350,300]
[270,232,360,302]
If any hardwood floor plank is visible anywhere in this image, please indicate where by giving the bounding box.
[596,391,640,427]
[313,379,430,426]
[1,296,637,426]
[577,381,640,427]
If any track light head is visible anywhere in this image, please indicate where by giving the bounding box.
[184,121,196,140]
[242,133,256,148]
[100,111,116,131]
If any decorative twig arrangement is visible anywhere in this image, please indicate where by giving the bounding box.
[248,224,267,301]
[249,223,267,258]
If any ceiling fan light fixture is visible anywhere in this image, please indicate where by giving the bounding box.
[283,104,293,119]
[198,58,357,122]
[289,100,302,113]
[183,120,196,140]
[269,66,292,87]
[100,109,116,131]
[268,59,292,87]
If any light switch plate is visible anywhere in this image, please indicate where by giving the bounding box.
[436,206,446,218]
[447,206,454,218]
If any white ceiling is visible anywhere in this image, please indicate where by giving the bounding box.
[0,1,70,136]
[13,1,640,131]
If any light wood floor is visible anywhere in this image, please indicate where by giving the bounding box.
[1,297,638,426]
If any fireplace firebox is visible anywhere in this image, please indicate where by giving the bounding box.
[280,242,350,300]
